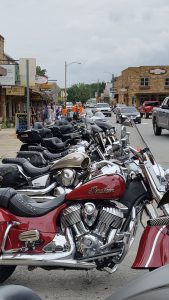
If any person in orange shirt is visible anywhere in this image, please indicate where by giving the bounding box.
[61,105,68,116]
[78,103,83,114]
[72,104,77,113]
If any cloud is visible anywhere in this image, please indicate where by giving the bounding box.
[1,0,169,86]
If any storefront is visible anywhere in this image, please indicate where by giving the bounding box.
[115,66,169,107]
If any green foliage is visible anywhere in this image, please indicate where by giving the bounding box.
[67,82,106,104]
[36,66,47,76]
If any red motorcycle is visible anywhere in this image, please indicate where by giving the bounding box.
[132,189,169,271]
[0,120,168,282]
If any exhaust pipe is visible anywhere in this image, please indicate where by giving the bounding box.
[0,229,95,269]
[17,182,56,196]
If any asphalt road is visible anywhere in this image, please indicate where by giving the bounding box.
[1,115,169,300]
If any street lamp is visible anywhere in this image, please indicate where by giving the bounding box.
[64,61,81,106]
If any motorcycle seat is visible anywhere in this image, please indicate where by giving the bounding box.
[43,149,69,161]
[17,151,47,167]
[2,157,49,177]
[28,145,47,152]
[38,128,53,138]
[0,188,65,217]
[42,137,70,152]
[62,132,82,141]
[59,124,74,134]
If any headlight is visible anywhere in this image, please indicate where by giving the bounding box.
[137,114,141,117]
[122,115,126,118]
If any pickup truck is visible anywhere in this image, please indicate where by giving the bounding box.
[152,96,169,135]
[139,100,160,118]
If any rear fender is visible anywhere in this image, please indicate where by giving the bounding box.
[132,225,169,269]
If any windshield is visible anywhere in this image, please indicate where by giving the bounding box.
[94,112,105,118]
[120,107,138,113]
[144,102,159,107]
[97,103,109,108]
[66,102,73,106]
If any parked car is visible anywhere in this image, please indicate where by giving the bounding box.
[113,103,127,114]
[66,101,73,112]
[116,106,141,124]
[96,102,111,117]
[139,100,160,118]
[152,96,169,135]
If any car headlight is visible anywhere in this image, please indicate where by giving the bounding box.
[137,114,141,117]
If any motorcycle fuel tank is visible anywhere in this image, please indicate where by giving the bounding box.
[50,153,90,171]
[66,174,125,201]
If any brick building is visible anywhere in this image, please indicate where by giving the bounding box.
[114,66,169,107]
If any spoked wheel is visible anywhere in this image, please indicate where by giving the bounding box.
[153,120,162,136]
[0,265,16,283]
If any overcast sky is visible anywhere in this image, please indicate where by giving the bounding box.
[1,0,169,87]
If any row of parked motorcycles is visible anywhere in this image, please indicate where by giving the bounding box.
[0,111,169,284]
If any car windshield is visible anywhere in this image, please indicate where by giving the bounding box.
[97,103,109,107]
[144,102,159,107]
[120,107,138,113]
[66,102,73,106]
[94,112,105,118]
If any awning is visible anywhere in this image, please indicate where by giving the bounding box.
[0,66,7,76]
[31,89,51,101]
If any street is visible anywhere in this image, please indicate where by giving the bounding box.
[0,115,169,300]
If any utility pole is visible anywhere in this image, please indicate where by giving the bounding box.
[26,59,30,129]
[64,61,67,106]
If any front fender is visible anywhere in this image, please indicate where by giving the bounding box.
[132,225,169,269]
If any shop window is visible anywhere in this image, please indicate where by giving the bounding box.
[140,77,149,86]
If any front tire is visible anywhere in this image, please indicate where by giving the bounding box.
[0,266,16,283]
[153,120,162,136]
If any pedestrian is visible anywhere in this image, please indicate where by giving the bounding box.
[55,106,61,120]
[43,105,49,125]
[72,104,77,113]
[61,105,68,117]
[78,103,83,114]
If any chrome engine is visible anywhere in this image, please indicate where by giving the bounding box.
[61,203,124,258]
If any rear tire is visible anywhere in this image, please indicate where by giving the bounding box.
[0,266,16,283]
[153,120,162,136]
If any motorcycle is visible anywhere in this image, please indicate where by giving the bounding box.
[0,152,91,199]
[132,174,169,271]
[0,120,167,283]
[106,264,169,300]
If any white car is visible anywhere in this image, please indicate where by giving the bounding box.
[96,103,111,117]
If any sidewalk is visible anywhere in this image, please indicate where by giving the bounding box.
[0,128,22,159]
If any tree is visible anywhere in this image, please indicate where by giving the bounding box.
[67,82,106,104]
[36,66,47,76]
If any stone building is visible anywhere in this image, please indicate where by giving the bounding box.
[114,66,169,107]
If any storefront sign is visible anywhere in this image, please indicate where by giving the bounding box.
[15,113,27,133]
[35,75,48,84]
[150,69,166,75]
[0,65,15,85]
[19,58,36,87]
[6,86,25,96]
